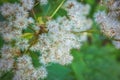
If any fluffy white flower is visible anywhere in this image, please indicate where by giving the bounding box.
[95,0,120,49]
[0,3,16,16]
[63,0,92,32]
[15,5,29,18]
[0,58,14,71]
[0,0,92,79]
[15,39,29,50]
[112,41,120,49]
[32,66,48,79]
[38,0,92,65]
[95,11,118,38]
[28,17,35,24]
[13,17,29,29]
[0,45,15,71]
[20,0,34,10]
[13,55,34,80]
[13,55,47,80]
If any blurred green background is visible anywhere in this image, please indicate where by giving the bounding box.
[0,0,120,80]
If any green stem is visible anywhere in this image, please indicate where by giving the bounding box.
[32,9,37,21]
[50,0,65,18]
[71,30,100,35]
[34,2,39,7]
[110,38,120,41]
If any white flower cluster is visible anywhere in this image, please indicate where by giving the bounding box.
[13,55,47,80]
[95,0,120,49]
[0,0,47,79]
[30,0,92,65]
[0,0,92,79]
[0,45,15,71]
[0,0,34,42]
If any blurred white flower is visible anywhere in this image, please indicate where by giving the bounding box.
[95,0,120,49]
[0,3,16,16]
[0,45,15,71]
[20,0,34,10]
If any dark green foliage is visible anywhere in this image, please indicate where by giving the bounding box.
[29,51,41,68]
[0,36,4,48]
[0,70,14,80]
[70,43,120,80]
[45,63,71,80]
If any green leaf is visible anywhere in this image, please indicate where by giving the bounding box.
[0,0,19,4]
[21,33,33,39]
[0,70,14,80]
[29,51,41,68]
[36,0,66,21]
[71,50,86,80]
[46,63,70,80]
[37,17,45,24]
[53,8,68,19]
[0,36,4,48]
[42,0,65,16]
